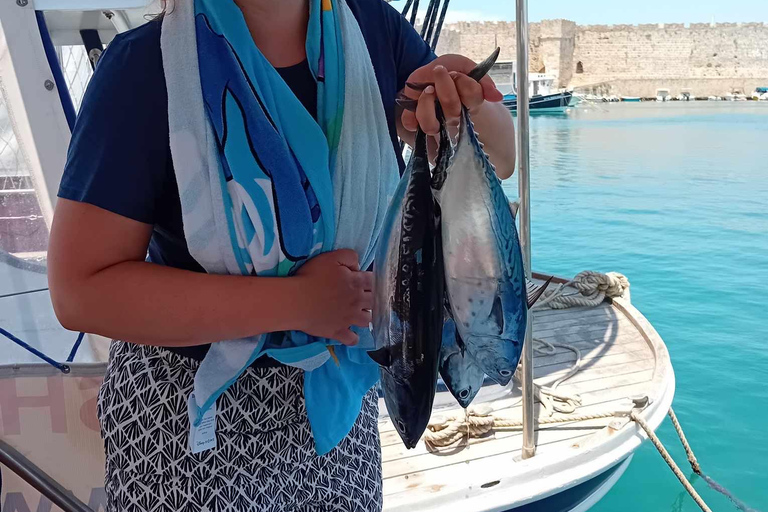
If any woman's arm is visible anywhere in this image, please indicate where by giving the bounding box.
[396,55,516,179]
[48,199,371,347]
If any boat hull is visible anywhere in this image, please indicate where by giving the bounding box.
[504,91,574,113]
[507,456,633,512]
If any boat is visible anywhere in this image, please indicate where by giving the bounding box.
[725,92,748,101]
[502,66,575,113]
[655,88,670,102]
[0,0,677,511]
[620,96,642,102]
[752,87,768,100]
[503,91,575,113]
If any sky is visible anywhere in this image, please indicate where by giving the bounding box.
[397,0,767,25]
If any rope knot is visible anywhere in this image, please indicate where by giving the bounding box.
[424,405,495,448]
[572,270,629,299]
[535,271,630,310]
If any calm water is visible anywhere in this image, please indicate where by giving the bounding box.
[501,101,768,512]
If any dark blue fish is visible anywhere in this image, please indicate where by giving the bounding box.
[438,309,485,408]
[370,125,444,449]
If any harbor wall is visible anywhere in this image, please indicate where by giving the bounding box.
[434,20,768,96]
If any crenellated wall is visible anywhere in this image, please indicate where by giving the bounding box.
[434,20,768,96]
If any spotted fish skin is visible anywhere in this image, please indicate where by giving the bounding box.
[439,309,485,408]
[371,127,444,449]
[440,108,527,386]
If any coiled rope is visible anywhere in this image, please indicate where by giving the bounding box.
[424,404,619,448]
[533,270,630,310]
[530,338,583,415]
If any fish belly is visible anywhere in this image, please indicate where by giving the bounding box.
[441,125,528,385]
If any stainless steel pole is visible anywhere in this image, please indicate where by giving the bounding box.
[515,0,535,460]
[0,440,95,512]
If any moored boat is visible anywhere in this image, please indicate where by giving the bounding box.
[503,91,575,113]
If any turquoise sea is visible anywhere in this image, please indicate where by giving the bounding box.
[502,101,768,512]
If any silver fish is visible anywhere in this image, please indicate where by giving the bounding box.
[438,308,485,408]
[439,49,538,386]
[370,125,444,449]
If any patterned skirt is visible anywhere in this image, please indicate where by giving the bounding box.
[97,341,382,512]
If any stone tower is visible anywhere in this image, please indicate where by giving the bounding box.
[537,19,577,88]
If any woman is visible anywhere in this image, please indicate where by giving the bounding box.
[48,0,515,510]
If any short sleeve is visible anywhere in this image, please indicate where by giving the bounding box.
[58,20,170,225]
[379,1,436,90]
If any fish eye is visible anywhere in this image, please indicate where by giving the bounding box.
[396,420,406,433]
[459,389,470,399]
[499,369,512,377]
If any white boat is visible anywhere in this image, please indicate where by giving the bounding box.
[0,1,677,511]
[752,87,768,101]
[655,88,670,102]
[503,65,575,113]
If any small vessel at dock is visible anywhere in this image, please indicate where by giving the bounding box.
[752,87,768,100]
[501,67,576,113]
[621,96,642,102]
[503,91,575,113]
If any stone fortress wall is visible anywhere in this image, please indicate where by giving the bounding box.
[434,19,768,97]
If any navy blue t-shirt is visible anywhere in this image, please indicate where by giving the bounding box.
[58,0,433,360]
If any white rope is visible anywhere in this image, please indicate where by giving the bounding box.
[665,409,759,512]
[533,271,630,310]
[424,404,620,448]
[630,410,714,512]
[528,338,583,415]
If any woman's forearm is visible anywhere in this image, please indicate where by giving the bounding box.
[53,261,306,346]
[468,100,516,179]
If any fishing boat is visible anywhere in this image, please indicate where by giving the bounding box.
[752,87,768,100]
[503,91,575,113]
[502,67,576,113]
[0,0,677,511]
[620,96,642,102]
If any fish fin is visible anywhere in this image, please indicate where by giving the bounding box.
[406,81,430,91]
[527,276,554,308]
[455,331,466,356]
[368,347,392,367]
[327,346,340,367]
[468,47,501,82]
[490,296,504,335]
[396,98,418,112]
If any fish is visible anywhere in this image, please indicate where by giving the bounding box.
[438,48,550,386]
[438,307,485,408]
[369,123,444,449]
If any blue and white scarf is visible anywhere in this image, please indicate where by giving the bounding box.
[160,0,399,454]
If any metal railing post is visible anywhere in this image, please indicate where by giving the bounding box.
[515,0,535,460]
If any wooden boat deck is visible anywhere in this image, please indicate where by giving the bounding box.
[378,278,673,511]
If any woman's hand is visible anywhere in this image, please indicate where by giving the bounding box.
[294,249,372,346]
[399,54,503,137]
[395,54,516,179]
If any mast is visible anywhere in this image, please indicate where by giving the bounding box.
[515,0,535,459]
